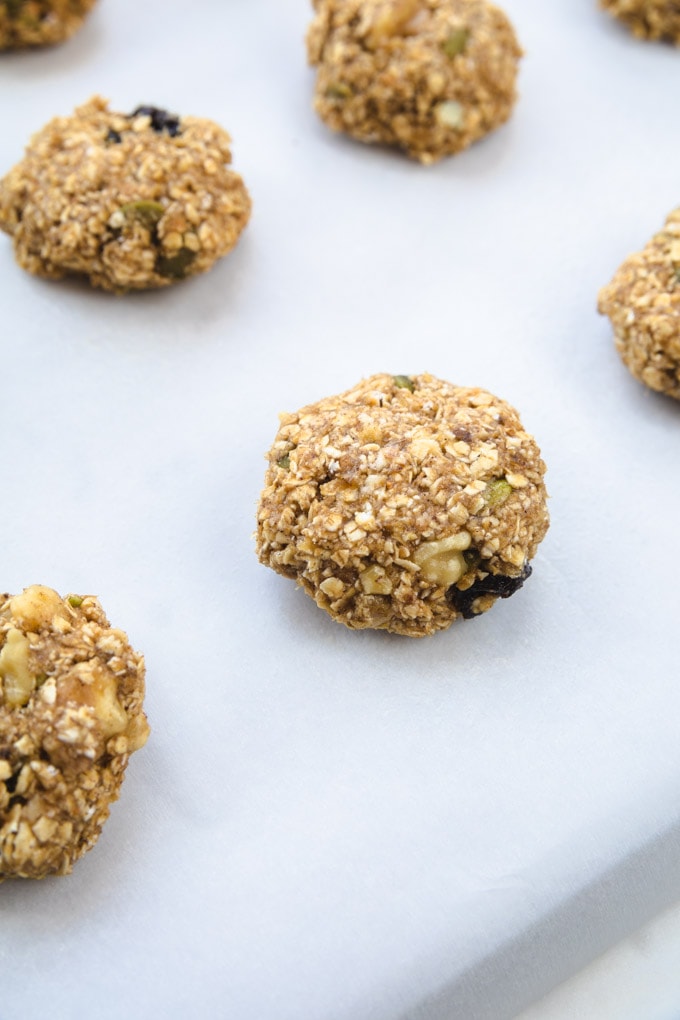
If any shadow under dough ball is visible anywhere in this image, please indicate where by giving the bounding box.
[598,209,680,399]
[0,0,96,49]
[599,0,680,42]
[307,0,522,164]
[0,96,252,292]
[256,373,549,637]
[0,586,149,880]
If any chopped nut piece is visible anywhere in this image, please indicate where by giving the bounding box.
[0,585,149,880]
[10,585,63,630]
[359,565,394,594]
[413,532,471,585]
[435,100,464,129]
[0,629,34,708]
[307,0,522,164]
[366,0,422,46]
[256,373,549,636]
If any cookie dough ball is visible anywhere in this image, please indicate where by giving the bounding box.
[256,374,549,637]
[0,96,251,292]
[0,586,149,879]
[598,210,680,399]
[599,0,680,42]
[306,0,522,164]
[0,0,96,49]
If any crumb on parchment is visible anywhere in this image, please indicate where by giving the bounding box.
[0,585,149,880]
[307,0,522,164]
[256,373,549,637]
[598,209,680,399]
[0,96,251,292]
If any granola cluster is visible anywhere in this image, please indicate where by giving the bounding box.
[0,0,96,49]
[306,0,522,164]
[0,96,251,292]
[256,373,549,637]
[599,0,680,41]
[598,210,680,399]
[0,586,149,880]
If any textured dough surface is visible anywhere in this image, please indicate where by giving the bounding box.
[598,209,680,399]
[0,586,149,880]
[0,0,96,49]
[307,0,522,164]
[0,96,251,292]
[256,373,549,637]
[599,0,680,41]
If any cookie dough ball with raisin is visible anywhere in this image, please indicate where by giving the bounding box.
[0,96,251,292]
[256,373,549,637]
[598,210,680,399]
[306,0,522,164]
[0,0,96,50]
[0,585,149,880]
[599,0,680,42]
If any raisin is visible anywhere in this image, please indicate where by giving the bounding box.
[130,105,181,137]
[156,247,196,279]
[105,128,122,144]
[447,562,532,620]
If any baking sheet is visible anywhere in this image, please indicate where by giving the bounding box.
[1,1,680,1017]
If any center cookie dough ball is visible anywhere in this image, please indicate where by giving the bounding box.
[599,0,680,42]
[256,374,549,637]
[598,209,680,399]
[0,586,149,880]
[0,96,252,292]
[0,0,96,50]
[307,0,522,164]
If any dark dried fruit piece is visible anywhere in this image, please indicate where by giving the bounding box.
[448,563,532,620]
[130,105,181,138]
[105,128,122,144]
[156,247,196,279]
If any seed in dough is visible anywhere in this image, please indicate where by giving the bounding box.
[306,0,522,164]
[0,586,149,880]
[256,373,549,637]
[598,210,680,399]
[0,0,96,49]
[599,0,680,42]
[0,96,252,292]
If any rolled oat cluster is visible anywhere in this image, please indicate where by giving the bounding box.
[256,373,549,637]
[307,0,522,164]
[0,96,251,292]
[598,210,680,399]
[0,586,149,880]
[599,0,680,42]
[0,0,96,50]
